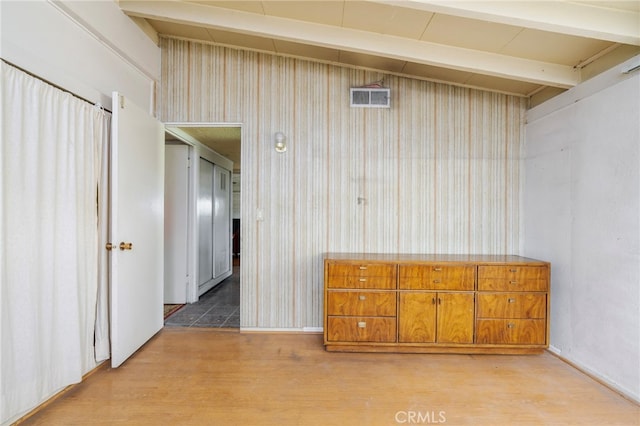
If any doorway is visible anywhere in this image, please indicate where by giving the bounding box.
[163,123,241,327]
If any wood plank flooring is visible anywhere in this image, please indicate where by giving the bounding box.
[19,328,639,425]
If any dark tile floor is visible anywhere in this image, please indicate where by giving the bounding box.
[165,265,239,328]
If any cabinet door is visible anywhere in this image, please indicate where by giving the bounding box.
[436,293,475,343]
[398,292,436,343]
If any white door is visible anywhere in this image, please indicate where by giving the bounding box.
[164,144,190,304]
[197,159,232,294]
[212,165,231,277]
[198,157,215,287]
[110,92,164,368]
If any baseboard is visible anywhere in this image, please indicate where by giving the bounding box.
[547,347,640,405]
[12,360,108,425]
[240,327,322,334]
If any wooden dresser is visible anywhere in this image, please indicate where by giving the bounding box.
[324,253,550,354]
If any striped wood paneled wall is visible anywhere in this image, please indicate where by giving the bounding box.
[160,38,526,329]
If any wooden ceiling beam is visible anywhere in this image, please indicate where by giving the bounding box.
[119,0,579,87]
[379,0,640,46]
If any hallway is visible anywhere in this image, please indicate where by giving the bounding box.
[164,265,239,328]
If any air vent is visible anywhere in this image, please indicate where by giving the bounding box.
[350,88,390,108]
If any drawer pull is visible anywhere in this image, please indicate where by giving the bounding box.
[359,295,366,301]
[359,266,368,270]
[358,321,367,328]
[433,279,441,284]
[359,278,367,282]
[508,298,516,303]
[432,297,436,305]
[509,281,518,285]
[433,267,442,272]
[509,268,518,273]
[507,323,516,329]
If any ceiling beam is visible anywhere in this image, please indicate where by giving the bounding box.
[380,0,640,46]
[119,1,579,87]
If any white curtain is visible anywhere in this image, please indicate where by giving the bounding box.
[95,116,110,362]
[0,62,110,424]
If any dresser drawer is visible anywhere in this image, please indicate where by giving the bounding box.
[326,317,396,343]
[477,293,546,319]
[478,278,548,292]
[327,263,396,289]
[328,263,396,278]
[327,275,396,289]
[476,319,546,345]
[326,291,396,316]
[398,264,475,290]
[478,265,548,291]
[478,265,548,279]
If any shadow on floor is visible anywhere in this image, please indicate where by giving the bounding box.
[165,265,239,328]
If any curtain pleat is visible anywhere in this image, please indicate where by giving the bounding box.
[0,62,110,424]
[95,124,110,362]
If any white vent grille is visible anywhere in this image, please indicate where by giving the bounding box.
[350,88,390,108]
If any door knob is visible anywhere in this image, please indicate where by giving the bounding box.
[119,242,133,251]
[105,243,115,251]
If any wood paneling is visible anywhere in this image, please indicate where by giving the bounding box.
[160,38,527,329]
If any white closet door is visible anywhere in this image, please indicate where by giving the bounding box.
[164,144,190,303]
[213,165,231,278]
[198,158,214,286]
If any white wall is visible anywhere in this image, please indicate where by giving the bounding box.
[0,0,159,112]
[0,1,161,423]
[524,56,640,402]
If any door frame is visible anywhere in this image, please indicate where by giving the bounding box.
[164,122,240,303]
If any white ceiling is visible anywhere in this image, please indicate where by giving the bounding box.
[121,0,640,171]
[168,125,242,172]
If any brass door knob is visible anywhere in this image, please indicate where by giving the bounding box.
[119,242,133,251]
[105,243,115,251]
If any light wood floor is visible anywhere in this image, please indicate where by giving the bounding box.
[19,328,639,426]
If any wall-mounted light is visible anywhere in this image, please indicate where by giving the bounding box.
[274,132,287,153]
